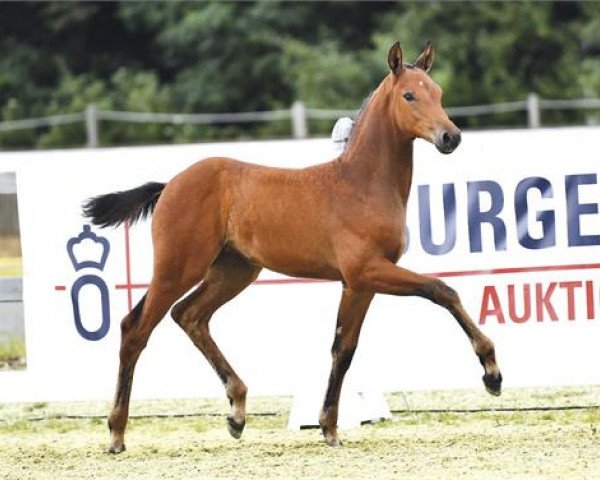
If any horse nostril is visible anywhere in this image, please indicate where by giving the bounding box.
[442,131,461,148]
[436,130,461,154]
[454,131,462,148]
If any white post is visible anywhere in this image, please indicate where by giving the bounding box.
[291,101,308,139]
[85,104,99,148]
[527,93,541,129]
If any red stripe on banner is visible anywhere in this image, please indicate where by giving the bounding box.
[112,278,329,291]
[58,262,600,297]
[251,262,600,283]
[428,262,600,279]
[253,278,330,285]
[107,262,600,295]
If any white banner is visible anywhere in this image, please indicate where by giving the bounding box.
[0,127,599,402]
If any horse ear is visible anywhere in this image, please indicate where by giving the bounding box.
[388,42,403,74]
[415,41,435,72]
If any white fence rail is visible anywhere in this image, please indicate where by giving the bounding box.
[1,94,599,148]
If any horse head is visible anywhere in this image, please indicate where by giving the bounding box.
[387,41,461,154]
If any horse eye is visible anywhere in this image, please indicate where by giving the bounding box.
[403,92,416,102]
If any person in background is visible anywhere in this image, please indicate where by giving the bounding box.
[331,117,354,154]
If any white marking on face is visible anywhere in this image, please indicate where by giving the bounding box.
[419,81,424,87]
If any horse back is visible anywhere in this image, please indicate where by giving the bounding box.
[153,156,343,280]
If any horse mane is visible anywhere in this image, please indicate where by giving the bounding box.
[343,74,394,155]
[345,91,374,146]
[342,92,374,154]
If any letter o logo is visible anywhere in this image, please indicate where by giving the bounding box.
[71,275,110,341]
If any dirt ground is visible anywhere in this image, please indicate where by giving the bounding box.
[1,387,599,480]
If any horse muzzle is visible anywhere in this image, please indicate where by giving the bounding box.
[434,129,462,154]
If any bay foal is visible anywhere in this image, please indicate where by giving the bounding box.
[84,42,502,453]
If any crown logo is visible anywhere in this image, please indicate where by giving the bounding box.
[67,225,110,271]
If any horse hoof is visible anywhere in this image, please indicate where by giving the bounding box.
[325,437,343,447]
[483,372,503,397]
[227,415,245,440]
[108,443,126,454]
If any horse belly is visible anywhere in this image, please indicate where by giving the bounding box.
[261,248,342,280]
[224,161,343,280]
[228,216,341,280]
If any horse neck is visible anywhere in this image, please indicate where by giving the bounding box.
[340,82,414,203]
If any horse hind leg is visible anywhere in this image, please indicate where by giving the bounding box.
[108,281,190,454]
[108,242,223,453]
[171,250,261,440]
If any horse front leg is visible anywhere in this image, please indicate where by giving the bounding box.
[320,288,374,446]
[344,258,502,396]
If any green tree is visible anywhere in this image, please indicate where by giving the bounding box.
[0,1,598,149]
[375,2,593,128]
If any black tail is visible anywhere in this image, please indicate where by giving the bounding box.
[82,182,166,228]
